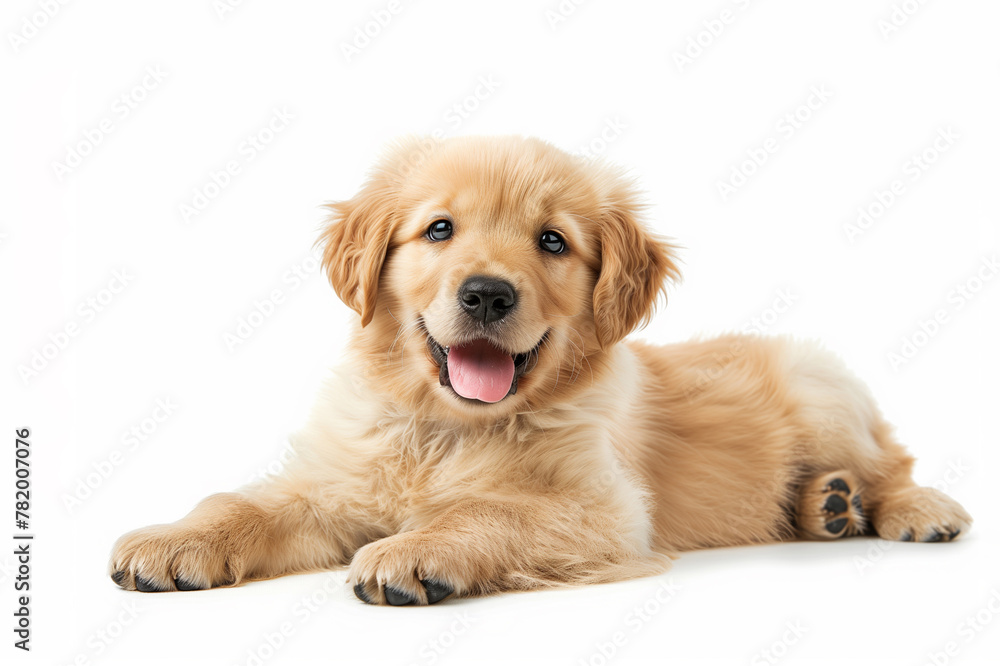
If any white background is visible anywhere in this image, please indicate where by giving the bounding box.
[2,1,999,664]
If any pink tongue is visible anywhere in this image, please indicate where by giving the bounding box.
[447,339,515,403]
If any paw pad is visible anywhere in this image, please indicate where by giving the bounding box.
[824,517,849,534]
[797,471,865,540]
[820,478,860,536]
[824,478,850,494]
[823,494,848,515]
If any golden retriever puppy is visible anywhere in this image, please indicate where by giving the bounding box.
[109,135,972,605]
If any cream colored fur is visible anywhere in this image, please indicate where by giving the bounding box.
[109,136,972,604]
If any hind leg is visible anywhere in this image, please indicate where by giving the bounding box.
[785,342,972,544]
[853,420,972,543]
[796,432,972,543]
[796,468,971,543]
[796,442,972,543]
[866,481,971,542]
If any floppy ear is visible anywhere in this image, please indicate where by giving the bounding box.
[319,136,440,326]
[592,193,680,349]
[318,177,398,327]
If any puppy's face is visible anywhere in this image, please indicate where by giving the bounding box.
[321,136,677,424]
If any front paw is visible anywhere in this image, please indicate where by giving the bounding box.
[109,524,239,592]
[349,533,460,606]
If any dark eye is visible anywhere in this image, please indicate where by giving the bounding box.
[539,230,567,254]
[426,219,453,242]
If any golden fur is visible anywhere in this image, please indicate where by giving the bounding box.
[110,136,972,604]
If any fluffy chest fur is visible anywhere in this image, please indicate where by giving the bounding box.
[288,348,654,548]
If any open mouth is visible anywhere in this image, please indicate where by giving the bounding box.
[427,332,546,404]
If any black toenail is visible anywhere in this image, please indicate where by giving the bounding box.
[384,586,417,606]
[135,575,160,592]
[174,577,203,591]
[924,530,945,542]
[421,579,454,604]
[111,570,128,587]
[948,529,961,539]
[823,495,848,514]
[851,494,863,514]
[900,532,913,542]
[353,583,373,604]
[824,478,850,493]
[825,518,848,534]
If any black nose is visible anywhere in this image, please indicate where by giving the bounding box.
[458,276,517,325]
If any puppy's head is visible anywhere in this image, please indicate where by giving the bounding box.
[320,136,679,423]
